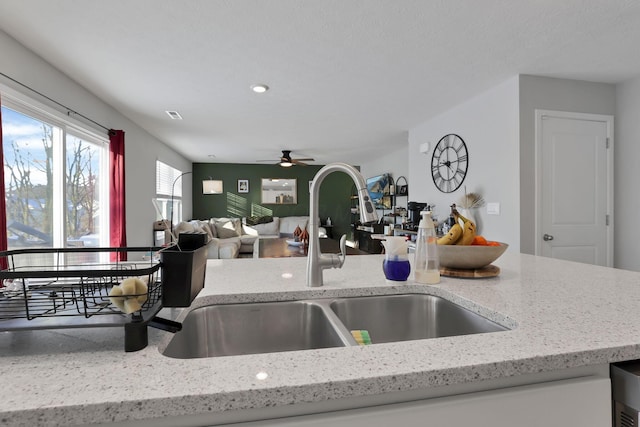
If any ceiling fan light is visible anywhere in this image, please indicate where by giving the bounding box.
[280,161,293,167]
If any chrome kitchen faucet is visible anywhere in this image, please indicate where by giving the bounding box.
[307,163,378,287]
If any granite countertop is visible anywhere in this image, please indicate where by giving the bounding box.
[3,252,640,426]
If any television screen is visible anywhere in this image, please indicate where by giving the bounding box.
[366,174,392,209]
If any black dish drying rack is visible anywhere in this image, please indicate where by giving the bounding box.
[0,246,174,351]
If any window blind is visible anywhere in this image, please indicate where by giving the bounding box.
[156,160,182,198]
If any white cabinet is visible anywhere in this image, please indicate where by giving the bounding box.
[229,376,611,427]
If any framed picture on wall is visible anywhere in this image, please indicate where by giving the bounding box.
[261,178,297,204]
[238,179,249,193]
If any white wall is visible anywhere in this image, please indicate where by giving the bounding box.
[360,140,409,218]
[0,30,191,247]
[518,75,616,255]
[408,77,520,249]
[615,74,640,271]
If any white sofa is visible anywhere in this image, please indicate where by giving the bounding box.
[175,216,325,259]
[174,218,244,259]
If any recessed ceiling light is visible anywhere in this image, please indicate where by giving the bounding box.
[251,84,269,94]
[165,110,183,120]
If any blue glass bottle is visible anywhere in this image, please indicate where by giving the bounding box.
[383,258,411,281]
[381,236,411,281]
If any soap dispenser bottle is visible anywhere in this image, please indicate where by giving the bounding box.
[414,211,440,284]
[381,236,410,281]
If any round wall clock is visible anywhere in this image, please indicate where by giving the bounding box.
[431,134,468,193]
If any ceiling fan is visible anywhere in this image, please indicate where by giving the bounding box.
[257,150,315,167]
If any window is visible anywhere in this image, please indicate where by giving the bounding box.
[155,160,185,225]
[1,95,109,252]
[66,132,107,247]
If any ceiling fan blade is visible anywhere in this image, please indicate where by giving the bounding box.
[257,151,313,165]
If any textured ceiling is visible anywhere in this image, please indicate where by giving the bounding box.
[0,0,639,166]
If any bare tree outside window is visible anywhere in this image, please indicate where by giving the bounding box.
[66,136,100,245]
[3,120,54,247]
[2,105,104,249]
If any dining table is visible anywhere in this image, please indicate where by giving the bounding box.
[257,237,369,258]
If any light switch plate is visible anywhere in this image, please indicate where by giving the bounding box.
[487,202,500,215]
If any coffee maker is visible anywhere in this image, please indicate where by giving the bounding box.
[407,201,427,230]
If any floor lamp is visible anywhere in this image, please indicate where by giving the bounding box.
[169,171,192,244]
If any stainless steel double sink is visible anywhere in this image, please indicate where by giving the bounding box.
[161,294,508,359]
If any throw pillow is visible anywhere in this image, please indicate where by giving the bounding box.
[207,219,218,238]
[245,215,273,225]
[189,220,214,241]
[245,215,274,226]
[245,216,259,226]
[211,217,242,234]
[214,220,241,239]
[174,221,195,234]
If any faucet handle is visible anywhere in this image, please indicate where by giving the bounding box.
[337,234,347,268]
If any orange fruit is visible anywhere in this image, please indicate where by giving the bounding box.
[486,241,501,246]
[471,235,488,246]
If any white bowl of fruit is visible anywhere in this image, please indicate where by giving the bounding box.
[436,212,507,269]
[437,240,508,269]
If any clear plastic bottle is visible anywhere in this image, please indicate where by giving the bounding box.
[414,211,440,284]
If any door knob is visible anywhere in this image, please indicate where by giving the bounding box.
[543,234,554,241]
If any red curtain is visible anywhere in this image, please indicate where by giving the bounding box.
[109,129,127,261]
[0,95,7,271]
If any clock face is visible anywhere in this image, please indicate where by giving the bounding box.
[431,134,468,193]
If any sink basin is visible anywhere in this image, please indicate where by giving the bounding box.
[329,294,507,344]
[162,300,350,358]
[161,294,508,359]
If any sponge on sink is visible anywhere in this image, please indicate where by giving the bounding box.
[351,330,372,345]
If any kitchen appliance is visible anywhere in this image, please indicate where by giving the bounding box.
[612,361,640,426]
[407,201,427,230]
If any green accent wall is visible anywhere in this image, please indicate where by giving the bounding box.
[192,163,358,239]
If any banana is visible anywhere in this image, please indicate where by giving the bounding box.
[457,219,477,245]
[455,212,477,245]
[437,223,463,245]
[456,211,471,224]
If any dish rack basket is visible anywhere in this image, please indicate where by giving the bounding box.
[0,246,167,351]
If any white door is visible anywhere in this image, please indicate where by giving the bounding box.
[535,110,613,266]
